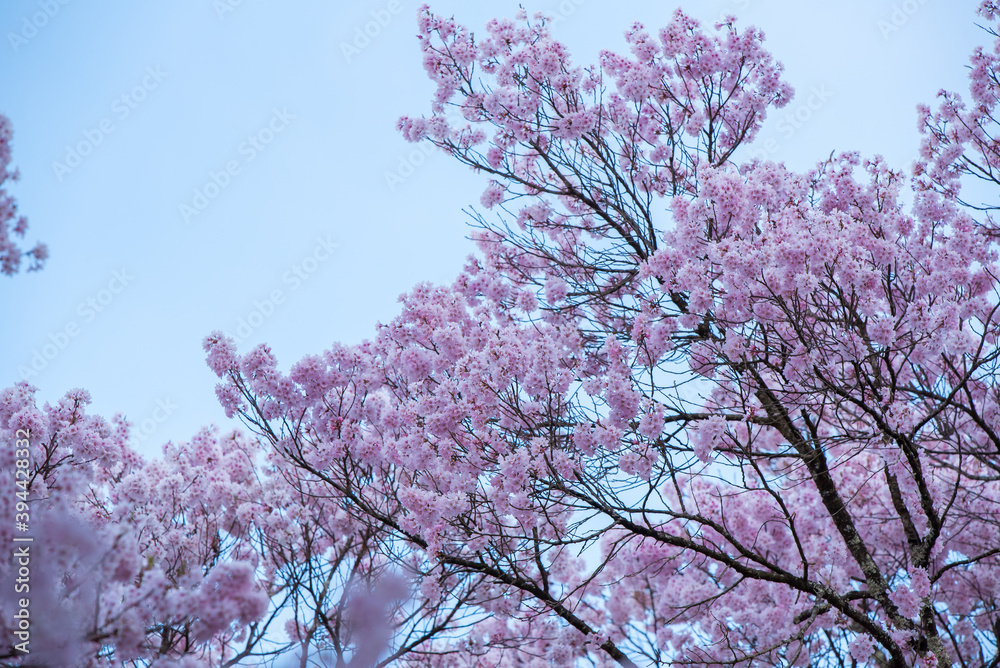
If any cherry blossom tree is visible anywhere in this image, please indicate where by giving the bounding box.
[5,3,1000,667]
[0,379,482,667]
[0,383,272,666]
[0,114,46,278]
[201,4,1000,667]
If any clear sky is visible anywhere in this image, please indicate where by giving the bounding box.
[0,0,983,456]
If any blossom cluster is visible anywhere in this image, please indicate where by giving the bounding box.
[6,2,1000,667]
[0,115,46,277]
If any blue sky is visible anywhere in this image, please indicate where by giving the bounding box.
[0,0,982,455]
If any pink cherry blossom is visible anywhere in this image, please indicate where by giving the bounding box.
[0,115,46,278]
[9,4,1000,667]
